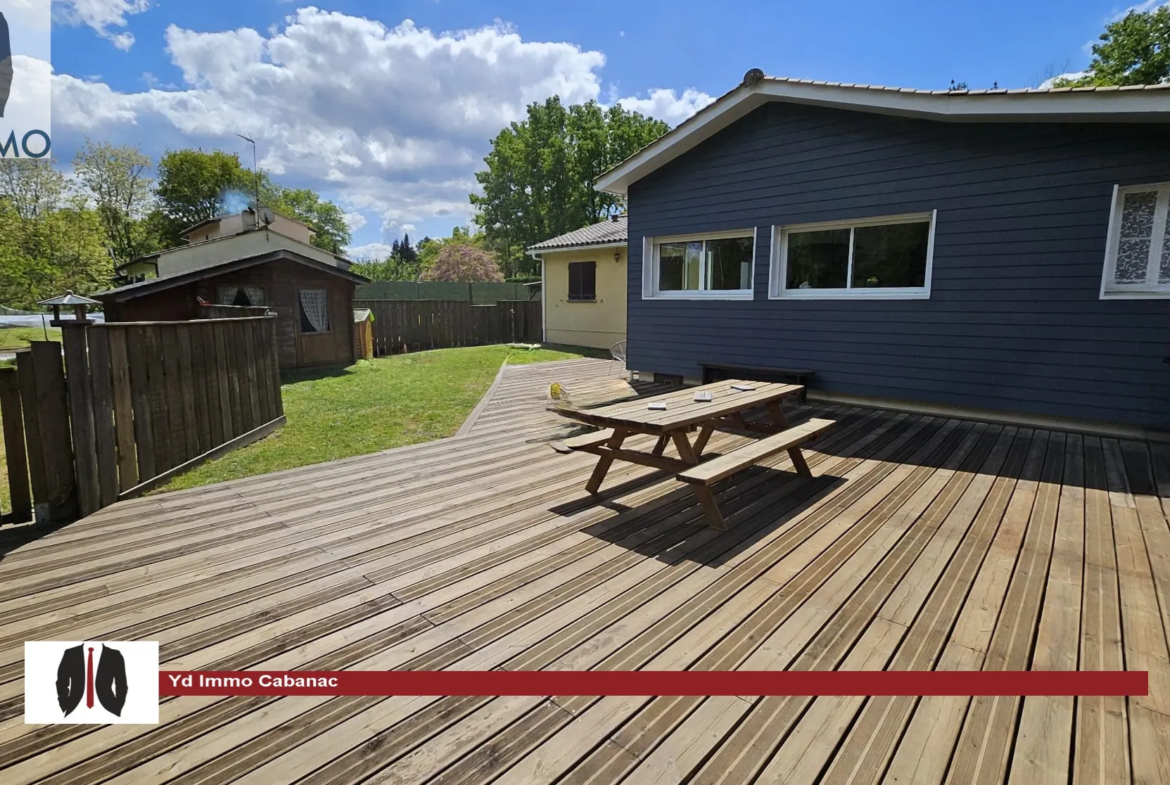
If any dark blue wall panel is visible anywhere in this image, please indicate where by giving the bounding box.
[626,102,1170,431]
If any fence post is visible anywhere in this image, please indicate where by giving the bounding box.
[86,326,120,508]
[61,324,100,518]
[30,341,78,522]
[268,316,284,417]
[15,350,48,520]
[0,367,32,523]
[107,326,139,493]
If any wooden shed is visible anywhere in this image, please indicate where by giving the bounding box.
[97,249,369,369]
[353,308,374,361]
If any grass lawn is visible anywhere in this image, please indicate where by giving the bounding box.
[0,326,62,351]
[157,343,606,493]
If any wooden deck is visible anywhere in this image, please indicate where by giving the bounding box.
[0,357,1168,784]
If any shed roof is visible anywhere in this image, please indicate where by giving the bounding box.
[527,215,627,252]
[95,249,369,303]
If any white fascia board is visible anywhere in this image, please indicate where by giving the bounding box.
[595,80,1170,196]
[525,241,627,257]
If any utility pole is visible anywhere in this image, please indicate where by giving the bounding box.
[236,133,260,227]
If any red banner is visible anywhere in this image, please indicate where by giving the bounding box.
[159,671,1148,697]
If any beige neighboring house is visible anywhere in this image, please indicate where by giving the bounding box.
[116,208,321,282]
[528,215,627,350]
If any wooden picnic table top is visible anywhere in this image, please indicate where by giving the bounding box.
[555,379,804,434]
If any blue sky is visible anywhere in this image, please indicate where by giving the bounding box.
[25,0,1167,256]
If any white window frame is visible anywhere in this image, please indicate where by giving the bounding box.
[769,211,937,300]
[642,228,756,300]
[1100,182,1170,300]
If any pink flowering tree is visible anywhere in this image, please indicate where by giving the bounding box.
[420,243,504,282]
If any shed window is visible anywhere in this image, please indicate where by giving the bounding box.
[644,230,754,300]
[568,261,597,302]
[1102,183,1170,298]
[299,289,330,334]
[770,212,935,299]
[217,285,265,306]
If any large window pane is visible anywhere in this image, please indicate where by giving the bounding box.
[658,241,702,291]
[851,222,930,288]
[706,237,753,290]
[785,229,849,289]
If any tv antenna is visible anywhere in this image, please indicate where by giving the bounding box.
[236,133,261,227]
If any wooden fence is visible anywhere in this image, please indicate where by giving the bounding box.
[0,315,284,524]
[354,299,541,357]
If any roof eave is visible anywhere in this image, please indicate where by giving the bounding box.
[526,240,627,256]
[96,250,368,302]
[594,79,1170,196]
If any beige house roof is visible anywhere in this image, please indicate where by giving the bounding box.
[528,215,627,253]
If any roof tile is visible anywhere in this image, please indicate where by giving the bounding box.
[528,215,628,251]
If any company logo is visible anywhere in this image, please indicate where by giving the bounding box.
[24,641,160,725]
[0,1,51,159]
[0,12,11,118]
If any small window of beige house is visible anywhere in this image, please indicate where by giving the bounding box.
[299,289,330,333]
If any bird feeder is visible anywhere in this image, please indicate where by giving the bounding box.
[38,291,100,326]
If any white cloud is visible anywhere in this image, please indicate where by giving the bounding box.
[1038,70,1089,89]
[400,223,416,234]
[1111,0,1169,20]
[49,10,713,239]
[343,211,368,232]
[346,241,394,260]
[52,0,151,50]
[615,88,716,126]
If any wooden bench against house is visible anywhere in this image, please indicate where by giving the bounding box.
[701,363,816,402]
[676,417,835,529]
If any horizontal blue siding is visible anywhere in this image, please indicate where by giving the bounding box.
[626,103,1170,432]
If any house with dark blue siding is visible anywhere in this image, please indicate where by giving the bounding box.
[595,71,1170,439]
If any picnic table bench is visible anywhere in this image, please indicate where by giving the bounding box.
[552,379,834,529]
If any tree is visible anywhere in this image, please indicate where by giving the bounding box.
[471,98,668,277]
[398,233,418,266]
[416,227,484,276]
[269,186,351,254]
[0,158,66,220]
[420,243,503,282]
[0,185,112,308]
[153,148,351,253]
[1055,6,1170,87]
[154,149,259,246]
[72,139,156,266]
[349,233,425,281]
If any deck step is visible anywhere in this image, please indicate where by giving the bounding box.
[677,418,835,486]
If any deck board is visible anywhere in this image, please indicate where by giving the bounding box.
[0,356,1163,784]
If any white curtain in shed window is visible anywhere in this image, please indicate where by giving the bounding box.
[243,286,266,306]
[299,289,329,333]
[217,286,238,305]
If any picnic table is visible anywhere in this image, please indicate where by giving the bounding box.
[553,379,835,529]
